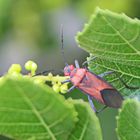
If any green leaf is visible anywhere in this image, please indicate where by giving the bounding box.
[76,8,140,98]
[116,99,140,140]
[0,78,77,140]
[68,99,102,140]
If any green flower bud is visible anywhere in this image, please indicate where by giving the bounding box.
[31,63,37,71]
[52,84,60,93]
[52,81,56,85]
[9,72,22,79]
[52,75,60,82]
[25,60,32,70]
[25,60,37,70]
[47,73,53,80]
[60,84,68,94]
[8,64,22,74]
[57,81,62,86]
[25,60,38,75]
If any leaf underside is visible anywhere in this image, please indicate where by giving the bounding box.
[117,99,140,140]
[76,8,140,98]
[0,78,103,140]
[0,78,77,140]
[68,100,102,140]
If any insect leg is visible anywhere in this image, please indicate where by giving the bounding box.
[67,85,76,92]
[96,106,108,114]
[87,95,96,112]
[33,70,52,76]
[75,60,80,68]
[33,69,63,76]
[118,75,140,89]
[82,56,97,67]
[61,79,71,84]
[99,71,140,89]
[98,71,114,78]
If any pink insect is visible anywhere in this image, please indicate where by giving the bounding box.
[59,28,124,113]
[37,27,139,113]
[60,28,139,113]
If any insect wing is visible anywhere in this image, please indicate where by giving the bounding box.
[77,71,106,103]
[78,71,123,107]
[101,88,123,108]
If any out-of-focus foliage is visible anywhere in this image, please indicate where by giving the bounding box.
[70,0,140,18]
[0,0,12,38]
[0,0,140,50]
[0,0,68,49]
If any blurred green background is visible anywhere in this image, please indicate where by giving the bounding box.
[0,0,140,140]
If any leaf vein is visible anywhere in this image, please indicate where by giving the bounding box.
[102,15,140,55]
[15,84,57,140]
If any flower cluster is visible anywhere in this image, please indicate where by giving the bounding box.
[3,60,70,94]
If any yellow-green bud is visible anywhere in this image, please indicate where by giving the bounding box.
[48,73,53,80]
[52,84,60,93]
[57,81,62,86]
[25,60,32,70]
[25,60,38,75]
[54,75,60,82]
[25,60,37,71]
[60,84,68,94]
[8,64,22,74]
[31,63,37,71]
[9,72,22,79]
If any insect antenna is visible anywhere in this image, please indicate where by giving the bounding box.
[33,69,63,76]
[61,25,68,67]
